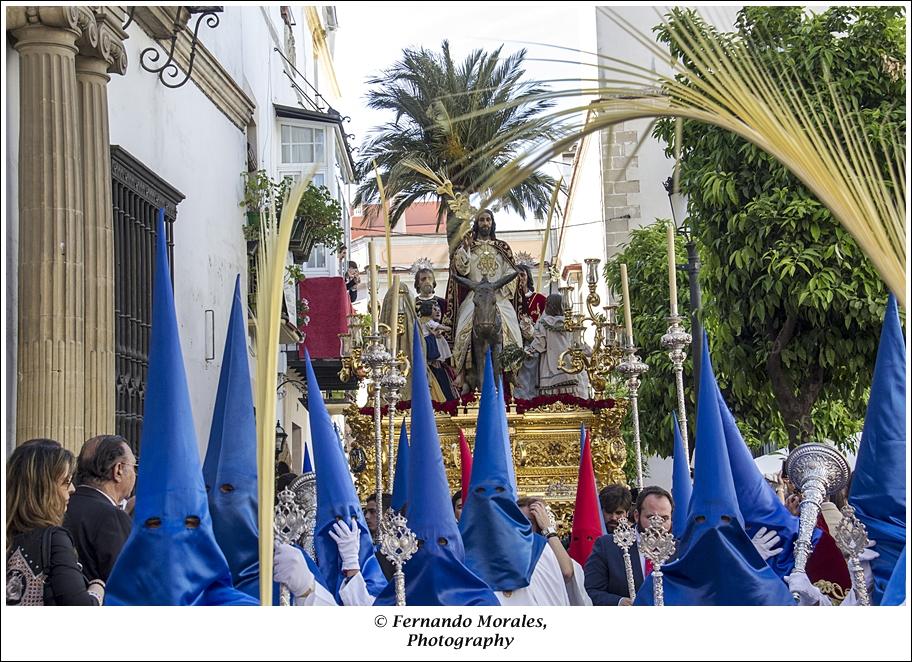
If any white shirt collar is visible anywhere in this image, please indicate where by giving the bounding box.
[79,484,119,508]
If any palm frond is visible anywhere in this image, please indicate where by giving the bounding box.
[254,176,310,605]
[476,8,906,307]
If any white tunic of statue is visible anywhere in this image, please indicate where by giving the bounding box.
[452,240,522,376]
[529,313,590,398]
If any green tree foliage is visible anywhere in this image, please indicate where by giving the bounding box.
[240,171,344,312]
[647,6,903,450]
[241,171,344,255]
[354,40,560,251]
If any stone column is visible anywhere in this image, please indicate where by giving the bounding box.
[9,7,88,452]
[76,9,127,439]
[8,7,127,450]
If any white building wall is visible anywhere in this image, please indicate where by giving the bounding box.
[108,19,250,452]
[102,6,348,454]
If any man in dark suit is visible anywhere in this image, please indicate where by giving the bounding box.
[584,486,674,605]
[63,435,136,582]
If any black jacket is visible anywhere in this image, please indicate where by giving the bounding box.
[63,486,133,582]
[7,527,99,605]
[583,533,645,605]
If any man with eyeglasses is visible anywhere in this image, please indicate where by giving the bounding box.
[63,435,137,583]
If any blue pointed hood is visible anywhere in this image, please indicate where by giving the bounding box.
[375,325,498,605]
[200,275,260,598]
[302,442,313,474]
[671,412,692,538]
[390,420,410,512]
[459,350,546,592]
[201,279,327,603]
[850,295,906,604]
[636,333,793,605]
[685,334,742,526]
[881,545,906,606]
[305,350,386,601]
[718,391,817,578]
[106,210,255,606]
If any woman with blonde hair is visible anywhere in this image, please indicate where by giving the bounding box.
[6,438,105,605]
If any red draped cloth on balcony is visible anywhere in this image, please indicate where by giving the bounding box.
[297,276,351,359]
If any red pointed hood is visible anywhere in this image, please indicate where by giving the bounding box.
[569,430,602,565]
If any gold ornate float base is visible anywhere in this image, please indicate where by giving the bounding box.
[346,400,628,532]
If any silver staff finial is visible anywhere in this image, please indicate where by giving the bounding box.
[616,346,649,488]
[379,508,419,606]
[833,504,872,606]
[288,473,317,560]
[661,314,692,464]
[612,516,637,602]
[784,443,850,603]
[274,487,309,606]
[640,513,676,606]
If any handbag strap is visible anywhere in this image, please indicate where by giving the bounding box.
[40,527,56,605]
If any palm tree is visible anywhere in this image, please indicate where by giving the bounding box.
[354,40,561,254]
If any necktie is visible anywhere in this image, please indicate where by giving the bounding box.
[644,557,654,577]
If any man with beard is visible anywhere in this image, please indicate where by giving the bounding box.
[599,484,633,533]
[445,209,522,393]
[413,264,447,319]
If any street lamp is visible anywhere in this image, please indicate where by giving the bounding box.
[275,421,288,457]
[276,377,308,407]
[663,176,702,403]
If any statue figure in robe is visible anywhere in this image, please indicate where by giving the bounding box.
[444,209,523,393]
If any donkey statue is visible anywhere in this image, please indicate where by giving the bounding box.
[452,270,518,392]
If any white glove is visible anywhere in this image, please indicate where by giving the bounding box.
[274,543,314,598]
[841,588,859,606]
[87,579,105,606]
[857,539,879,590]
[751,527,783,561]
[328,518,361,571]
[785,572,832,606]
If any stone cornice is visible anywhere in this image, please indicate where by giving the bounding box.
[132,6,255,131]
[78,7,129,75]
[6,6,82,34]
[8,6,255,129]
[7,6,128,74]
